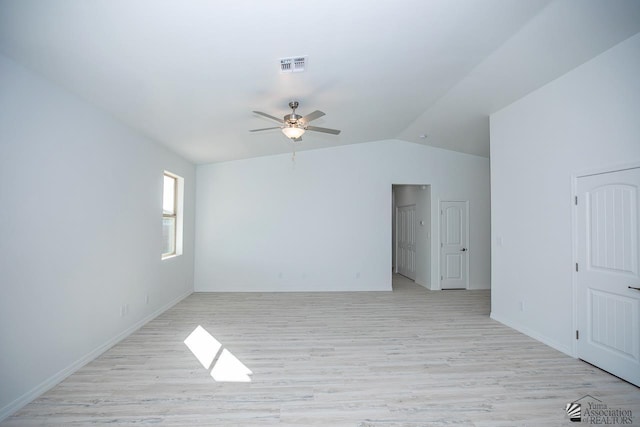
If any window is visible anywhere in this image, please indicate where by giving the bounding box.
[162,171,183,259]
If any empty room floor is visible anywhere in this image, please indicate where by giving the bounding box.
[3,275,639,426]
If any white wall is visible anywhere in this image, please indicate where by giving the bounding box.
[0,55,196,420]
[195,139,490,292]
[490,33,640,355]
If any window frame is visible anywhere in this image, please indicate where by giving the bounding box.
[162,171,182,260]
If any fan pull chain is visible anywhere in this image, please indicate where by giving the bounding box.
[292,143,296,163]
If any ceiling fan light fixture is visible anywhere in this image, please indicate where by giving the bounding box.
[282,125,305,140]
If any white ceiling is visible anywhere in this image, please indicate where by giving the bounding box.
[1,0,639,164]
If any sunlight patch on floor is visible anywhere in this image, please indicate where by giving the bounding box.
[211,348,252,382]
[184,325,221,369]
[184,325,253,382]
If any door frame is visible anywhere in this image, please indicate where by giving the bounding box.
[440,200,470,290]
[571,161,640,358]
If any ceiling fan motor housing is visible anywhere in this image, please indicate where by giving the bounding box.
[285,101,304,126]
[284,113,304,126]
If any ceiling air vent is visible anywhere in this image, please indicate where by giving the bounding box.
[280,56,307,73]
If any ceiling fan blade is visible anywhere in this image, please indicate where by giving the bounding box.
[302,110,325,122]
[306,125,341,135]
[253,111,283,123]
[249,127,281,132]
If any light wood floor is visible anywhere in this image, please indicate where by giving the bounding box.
[3,276,639,426]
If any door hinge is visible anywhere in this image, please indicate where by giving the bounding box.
[574,195,578,205]
[576,330,579,340]
[441,275,443,281]
[575,262,579,272]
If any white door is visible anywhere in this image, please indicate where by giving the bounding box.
[440,201,469,290]
[396,205,416,280]
[577,167,640,386]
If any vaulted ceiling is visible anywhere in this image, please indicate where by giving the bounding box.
[1,0,639,164]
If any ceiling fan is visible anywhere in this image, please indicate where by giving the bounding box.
[250,101,341,142]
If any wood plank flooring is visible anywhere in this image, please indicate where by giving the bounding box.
[3,276,639,426]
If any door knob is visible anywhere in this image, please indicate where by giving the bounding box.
[629,286,640,291]
[461,248,467,252]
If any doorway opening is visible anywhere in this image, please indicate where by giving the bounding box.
[392,185,431,289]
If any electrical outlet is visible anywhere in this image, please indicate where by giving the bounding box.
[120,304,130,317]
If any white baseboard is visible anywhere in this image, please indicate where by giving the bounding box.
[0,290,193,423]
[490,311,573,357]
